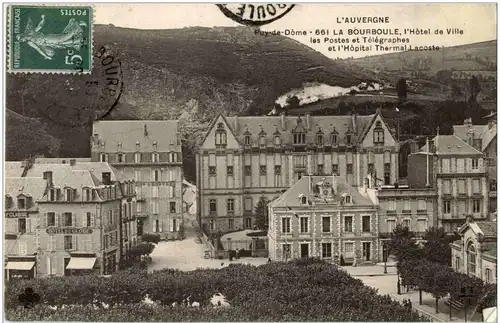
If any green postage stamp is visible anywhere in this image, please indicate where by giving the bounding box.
[8,5,93,74]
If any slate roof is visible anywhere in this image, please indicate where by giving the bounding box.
[481,242,497,259]
[476,221,497,237]
[453,123,497,152]
[5,161,25,177]
[203,112,387,147]
[269,175,375,208]
[92,120,181,153]
[4,177,47,211]
[419,135,482,156]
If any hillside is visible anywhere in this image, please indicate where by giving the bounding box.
[6,26,372,177]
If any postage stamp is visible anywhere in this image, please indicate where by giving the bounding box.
[216,4,295,26]
[8,5,93,74]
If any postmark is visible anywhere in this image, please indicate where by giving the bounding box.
[216,4,295,26]
[8,5,93,74]
[35,45,124,128]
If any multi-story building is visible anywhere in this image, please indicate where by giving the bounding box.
[450,217,496,284]
[91,121,184,240]
[375,185,438,260]
[268,175,379,264]
[453,115,497,215]
[408,135,490,233]
[4,160,136,278]
[197,111,399,233]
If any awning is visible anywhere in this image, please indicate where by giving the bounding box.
[5,261,35,270]
[66,257,96,270]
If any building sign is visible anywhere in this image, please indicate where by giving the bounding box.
[5,212,28,218]
[46,228,93,234]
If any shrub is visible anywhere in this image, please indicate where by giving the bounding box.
[141,233,161,244]
[5,259,429,322]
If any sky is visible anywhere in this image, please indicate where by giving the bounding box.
[95,3,497,59]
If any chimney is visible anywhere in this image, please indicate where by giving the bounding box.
[351,113,357,133]
[69,159,76,166]
[233,115,239,133]
[144,124,149,137]
[102,172,111,185]
[306,113,311,131]
[425,138,431,187]
[43,171,53,188]
[467,128,474,146]
[281,112,286,131]
[464,118,472,127]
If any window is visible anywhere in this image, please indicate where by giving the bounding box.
[228,219,234,230]
[209,220,215,231]
[384,163,391,185]
[332,164,339,175]
[260,165,267,175]
[472,179,480,194]
[86,212,92,227]
[455,256,461,271]
[301,196,308,205]
[344,216,353,232]
[467,242,476,276]
[259,136,266,148]
[244,135,251,146]
[443,200,451,214]
[317,164,324,175]
[387,219,396,232]
[168,152,178,163]
[65,189,74,202]
[245,218,252,228]
[486,268,492,283]
[282,217,291,233]
[134,153,141,163]
[134,170,141,182]
[300,217,309,233]
[83,188,91,201]
[417,219,427,232]
[170,202,176,213]
[47,212,56,226]
[215,125,227,147]
[63,212,72,227]
[117,153,124,163]
[17,198,26,209]
[154,220,160,233]
[344,195,352,204]
[274,165,282,174]
[458,180,466,194]
[418,199,426,210]
[151,153,160,163]
[135,142,140,151]
[322,217,331,233]
[227,199,234,213]
[152,142,157,151]
[346,164,353,174]
[100,153,107,162]
[244,198,253,211]
[274,136,281,147]
[153,170,160,182]
[344,242,354,254]
[443,180,452,195]
[403,219,411,229]
[64,235,72,250]
[322,243,332,258]
[317,134,324,145]
[18,218,26,233]
[49,189,56,201]
[209,199,217,213]
[331,133,338,145]
[244,166,252,175]
[345,134,352,145]
[373,121,384,144]
[282,244,291,259]
[152,186,159,198]
[362,216,371,232]
[108,210,113,225]
[152,201,159,215]
[472,200,481,213]
[227,166,234,176]
[472,158,479,170]
[403,199,410,211]
[293,133,306,145]
[368,163,374,174]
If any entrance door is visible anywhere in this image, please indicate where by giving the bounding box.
[64,258,71,276]
[362,242,371,261]
[300,244,309,258]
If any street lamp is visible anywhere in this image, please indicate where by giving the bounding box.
[397,267,402,295]
[383,241,388,274]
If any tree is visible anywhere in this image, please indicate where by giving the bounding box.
[469,75,481,102]
[387,224,420,263]
[285,95,300,109]
[141,233,161,244]
[421,227,453,265]
[396,78,407,101]
[129,242,155,258]
[254,196,269,231]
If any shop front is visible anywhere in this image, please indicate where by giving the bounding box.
[65,253,98,276]
[5,256,36,280]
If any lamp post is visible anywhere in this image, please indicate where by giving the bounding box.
[397,267,402,295]
[383,241,388,274]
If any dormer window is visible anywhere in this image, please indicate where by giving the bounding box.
[153,142,157,151]
[317,134,324,146]
[215,123,227,148]
[274,136,281,147]
[49,189,57,201]
[331,128,338,146]
[152,153,160,163]
[301,196,308,205]
[345,133,352,145]
[342,193,353,204]
[169,152,178,163]
[293,133,306,145]
[65,188,74,202]
[244,129,252,146]
[117,153,124,163]
[373,121,384,144]
[136,142,140,151]
[259,136,266,148]
[100,153,107,162]
[17,197,26,209]
[83,188,92,201]
[135,152,141,163]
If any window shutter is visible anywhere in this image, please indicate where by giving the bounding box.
[56,236,64,250]
[55,213,60,227]
[85,236,92,251]
[48,235,54,251]
[72,236,77,250]
[26,218,31,233]
[46,257,51,276]
[176,219,181,232]
[91,213,95,227]
[152,221,157,233]
[169,219,174,232]
[159,220,163,233]
[44,213,48,227]
[71,213,76,227]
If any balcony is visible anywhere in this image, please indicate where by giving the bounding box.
[137,196,146,202]
[417,209,427,214]
[136,212,148,218]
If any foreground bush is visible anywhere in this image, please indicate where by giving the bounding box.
[6,259,429,322]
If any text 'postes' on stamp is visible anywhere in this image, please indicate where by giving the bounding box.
[217,4,295,26]
[9,5,93,74]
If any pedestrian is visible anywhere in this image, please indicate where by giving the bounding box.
[268,257,271,263]
[236,248,240,259]
[340,254,345,266]
[229,250,233,261]
[402,299,407,307]
[407,299,412,310]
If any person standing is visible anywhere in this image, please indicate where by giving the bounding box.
[407,299,412,310]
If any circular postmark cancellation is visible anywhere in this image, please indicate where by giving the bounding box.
[216,4,295,26]
[36,45,124,128]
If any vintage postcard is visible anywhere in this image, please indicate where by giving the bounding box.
[4,3,498,322]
